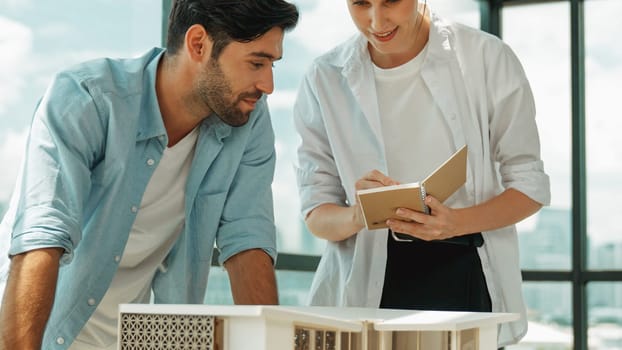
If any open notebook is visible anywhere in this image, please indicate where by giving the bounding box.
[356,145,468,230]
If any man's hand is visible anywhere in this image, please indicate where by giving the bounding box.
[0,248,63,350]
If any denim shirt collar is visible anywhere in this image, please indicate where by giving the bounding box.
[136,48,167,144]
[136,48,233,145]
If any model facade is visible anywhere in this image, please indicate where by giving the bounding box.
[118,305,518,350]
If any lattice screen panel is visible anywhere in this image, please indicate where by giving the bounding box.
[119,312,215,350]
[295,326,338,350]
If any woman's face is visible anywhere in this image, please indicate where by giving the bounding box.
[347,0,424,68]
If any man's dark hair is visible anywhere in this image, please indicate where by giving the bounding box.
[166,0,299,58]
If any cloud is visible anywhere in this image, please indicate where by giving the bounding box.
[586,61,622,174]
[36,21,72,39]
[1,0,32,11]
[0,128,28,202]
[0,13,148,125]
[583,1,622,175]
[585,1,622,62]
[0,16,33,114]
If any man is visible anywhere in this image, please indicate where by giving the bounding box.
[0,0,299,348]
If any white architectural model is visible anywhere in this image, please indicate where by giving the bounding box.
[118,304,518,350]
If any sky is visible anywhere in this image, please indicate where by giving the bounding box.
[0,0,620,254]
[0,0,161,197]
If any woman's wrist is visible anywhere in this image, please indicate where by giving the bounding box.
[351,203,366,233]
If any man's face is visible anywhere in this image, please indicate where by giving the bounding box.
[197,27,284,127]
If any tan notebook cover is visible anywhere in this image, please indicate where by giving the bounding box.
[356,146,468,230]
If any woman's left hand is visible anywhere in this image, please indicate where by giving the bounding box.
[386,195,462,241]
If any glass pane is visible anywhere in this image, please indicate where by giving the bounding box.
[430,0,480,28]
[0,1,161,214]
[204,268,315,306]
[270,0,357,255]
[277,269,315,306]
[585,0,622,270]
[204,268,233,305]
[519,208,571,270]
[508,282,573,350]
[272,0,481,255]
[588,282,622,349]
[503,3,572,270]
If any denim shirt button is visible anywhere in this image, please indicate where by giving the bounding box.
[114,255,121,263]
[56,337,65,345]
[87,298,96,306]
[147,158,155,166]
[131,206,138,213]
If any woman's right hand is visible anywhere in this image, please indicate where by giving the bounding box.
[352,170,400,228]
[354,169,400,191]
[305,170,400,241]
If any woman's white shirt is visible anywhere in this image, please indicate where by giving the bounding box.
[294,12,550,347]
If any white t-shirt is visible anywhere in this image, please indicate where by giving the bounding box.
[71,127,199,350]
[373,45,468,208]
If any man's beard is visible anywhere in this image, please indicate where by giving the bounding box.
[197,57,262,127]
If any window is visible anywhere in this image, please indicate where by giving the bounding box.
[585,0,622,270]
[503,2,572,271]
[497,0,622,349]
[507,282,573,350]
[588,283,622,348]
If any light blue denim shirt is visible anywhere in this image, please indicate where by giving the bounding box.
[1,48,277,348]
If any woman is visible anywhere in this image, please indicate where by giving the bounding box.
[293,0,550,347]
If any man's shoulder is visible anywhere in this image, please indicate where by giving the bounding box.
[56,48,163,97]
